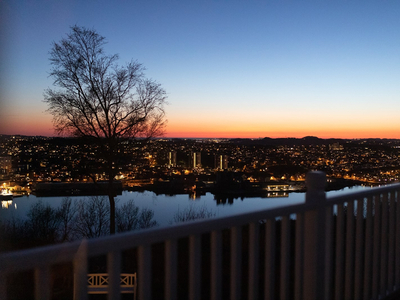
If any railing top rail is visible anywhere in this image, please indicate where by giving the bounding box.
[326,182,400,205]
[2,178,400,275]
[0,200,310,273]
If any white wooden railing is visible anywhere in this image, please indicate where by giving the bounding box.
[1,171,400,300]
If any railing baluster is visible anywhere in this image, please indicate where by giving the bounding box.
[388,192,396,293]
[211,230,222,300]
[189,235,201,300]
[230,226,242,300]
[363,196,373,300]
[324,206,334,300]
[35,266,51,300]
[372,194,382,299]
[334,204,345,300]
[0,271,7,300]
[165,239,177,300]
[73,239,88,300]
[396,190,400,289]
[380,193,389,297]
[264,219,276,300]
[354,198,364,300]
[344,200,355,300]
[108,250,121,300]
[294,212,304,300]
[248,221,259,300]
[138,244,151,300]
[280,216,290,300]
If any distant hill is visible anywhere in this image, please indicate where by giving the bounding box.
[1,134,399,147]
[228,136,400,146]
[229,136,345,146]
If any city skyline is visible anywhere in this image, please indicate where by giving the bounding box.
[1,1,400,139]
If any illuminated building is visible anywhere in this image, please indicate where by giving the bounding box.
[168,151,177,167]
[0,156,12,174]
[329,143,343,151]
[191,152,201,169]
[215,154,228,170]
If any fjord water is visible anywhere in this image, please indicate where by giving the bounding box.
[1,186,368,227]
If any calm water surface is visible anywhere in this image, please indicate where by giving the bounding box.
[0,186,369,227]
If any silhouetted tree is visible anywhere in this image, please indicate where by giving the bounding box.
[57,197,78,242]
[0,197,158,251]
[137,208,158,229]
[44,26,167,234]
[115,199,140,232]
[115,200,158,232]
[171,205,215,223]
[26,201,61,243]
[73,196,110,238]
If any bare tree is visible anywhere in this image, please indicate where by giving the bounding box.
[115,199,140,232]
[137,208,158,229]
[57,197,78,242]
[115,199,158,232]
[26,201,61,243]
[73,196,110,239]
[171,205,215,224]
[44,26,167,234]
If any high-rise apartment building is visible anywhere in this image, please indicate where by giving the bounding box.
[215,154,228,170]
[168,151,177,167]
[191,152,201,169]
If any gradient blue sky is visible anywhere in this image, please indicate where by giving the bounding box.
[1,0,399,138]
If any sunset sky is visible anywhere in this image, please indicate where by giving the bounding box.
[1,0,399,139]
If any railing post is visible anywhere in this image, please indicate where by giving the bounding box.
[303,171,326,299]
[73,239,88,300]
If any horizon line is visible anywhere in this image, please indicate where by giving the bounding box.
[1,133,400,140]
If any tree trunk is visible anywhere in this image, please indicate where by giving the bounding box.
[107,141,116,235]
[108,193,115,234]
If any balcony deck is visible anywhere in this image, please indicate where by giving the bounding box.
[1,171,400,300]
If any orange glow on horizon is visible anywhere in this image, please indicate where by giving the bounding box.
[165,125,400,139]
[164,130,400,139]
[0,115,55,137]
[2,116,400,139]
[2,128,400,139]
[3,126,400,139]
[163,112,400,139]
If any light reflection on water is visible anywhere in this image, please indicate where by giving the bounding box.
[1,200,14,209]
[0,186,368,227]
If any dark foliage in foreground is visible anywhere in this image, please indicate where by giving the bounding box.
[0,197,158,252]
